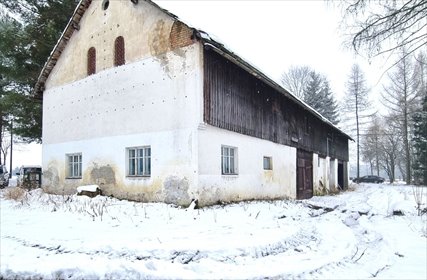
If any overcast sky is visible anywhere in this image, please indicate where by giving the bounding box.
[12,0,390,169]
[156,0,388,98]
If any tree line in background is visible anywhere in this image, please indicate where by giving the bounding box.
[281,0,426,185]
[281,53,426,186]
[340,0,427,185]
[361,52,426,185]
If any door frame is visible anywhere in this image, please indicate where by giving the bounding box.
[296,149,313,199]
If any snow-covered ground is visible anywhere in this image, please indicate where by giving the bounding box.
[1,183,426,279]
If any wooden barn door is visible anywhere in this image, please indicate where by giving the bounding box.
[297,149,313,199]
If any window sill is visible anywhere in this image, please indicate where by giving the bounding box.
[126,175,151,178]
[66,177,82,180]
[222,174,239,178]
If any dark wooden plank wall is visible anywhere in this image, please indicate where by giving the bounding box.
[203,48,349,161]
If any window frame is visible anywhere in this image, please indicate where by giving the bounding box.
[221,145,238,175]
[66,153,82,179]
[126,146,151,177]
[87,47,96,76]
[114,36,125,67]
[263,156,273,170]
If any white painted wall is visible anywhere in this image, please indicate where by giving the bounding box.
[43,44,203,144]
[329,158,338,191]
[197,125,297,205]
[42,44,203,204]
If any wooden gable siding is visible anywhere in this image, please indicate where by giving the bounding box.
[203,48,349,161]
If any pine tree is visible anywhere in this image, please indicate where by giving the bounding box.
[303,71,340,125]
[319,81,340,125]
[412,91,427,185]
[0,0,76,145]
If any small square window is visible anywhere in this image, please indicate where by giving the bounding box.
[263,156,272,170]
[127,146,151,176]
[66,153,82,178]
[221,146,238,175]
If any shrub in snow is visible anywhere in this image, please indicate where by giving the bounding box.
[3,187,27,202]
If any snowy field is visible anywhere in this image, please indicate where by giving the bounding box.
[1,183,426,279]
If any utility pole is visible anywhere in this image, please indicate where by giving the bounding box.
[9,120,12,178]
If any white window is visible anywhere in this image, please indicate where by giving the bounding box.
[127,146,151,176]
[263,156,273,170]
[67,153,82,178]
[221,146,237,175]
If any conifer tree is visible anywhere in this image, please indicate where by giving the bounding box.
[303,71,340,125]
[412,88,427,184]
[0,0,76,146]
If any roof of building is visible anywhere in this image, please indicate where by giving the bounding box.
[34,0,353,141]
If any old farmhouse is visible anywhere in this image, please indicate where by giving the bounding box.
[35,0,351,206]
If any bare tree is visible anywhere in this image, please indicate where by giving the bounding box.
[0,126,11,166]
[339,0,427,62]
[378,120,402,183]
[382,50,421,184]
[280,65,312,99]
[361,115,381,176]
[343,64,373,178]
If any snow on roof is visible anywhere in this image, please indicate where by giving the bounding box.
[20,165,42,169]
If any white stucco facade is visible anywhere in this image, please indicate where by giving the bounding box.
[197,125,297,205]
[42,43,204,204]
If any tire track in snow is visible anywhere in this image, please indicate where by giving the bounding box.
[2,225,318,267]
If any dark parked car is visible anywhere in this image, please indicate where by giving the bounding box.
[352,175,385,184]
[0,165,9,188]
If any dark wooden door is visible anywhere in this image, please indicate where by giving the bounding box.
[297,149,313,199]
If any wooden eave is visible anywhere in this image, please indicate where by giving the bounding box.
[34,0,91,99]
[197,33,353,142]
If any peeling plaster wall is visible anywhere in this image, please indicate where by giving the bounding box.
[45,0,192,90]
[42,130,199,204]
[197,125,297,206]
[42,43,203,205]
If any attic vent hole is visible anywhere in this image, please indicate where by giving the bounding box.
[102,0,110,10]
